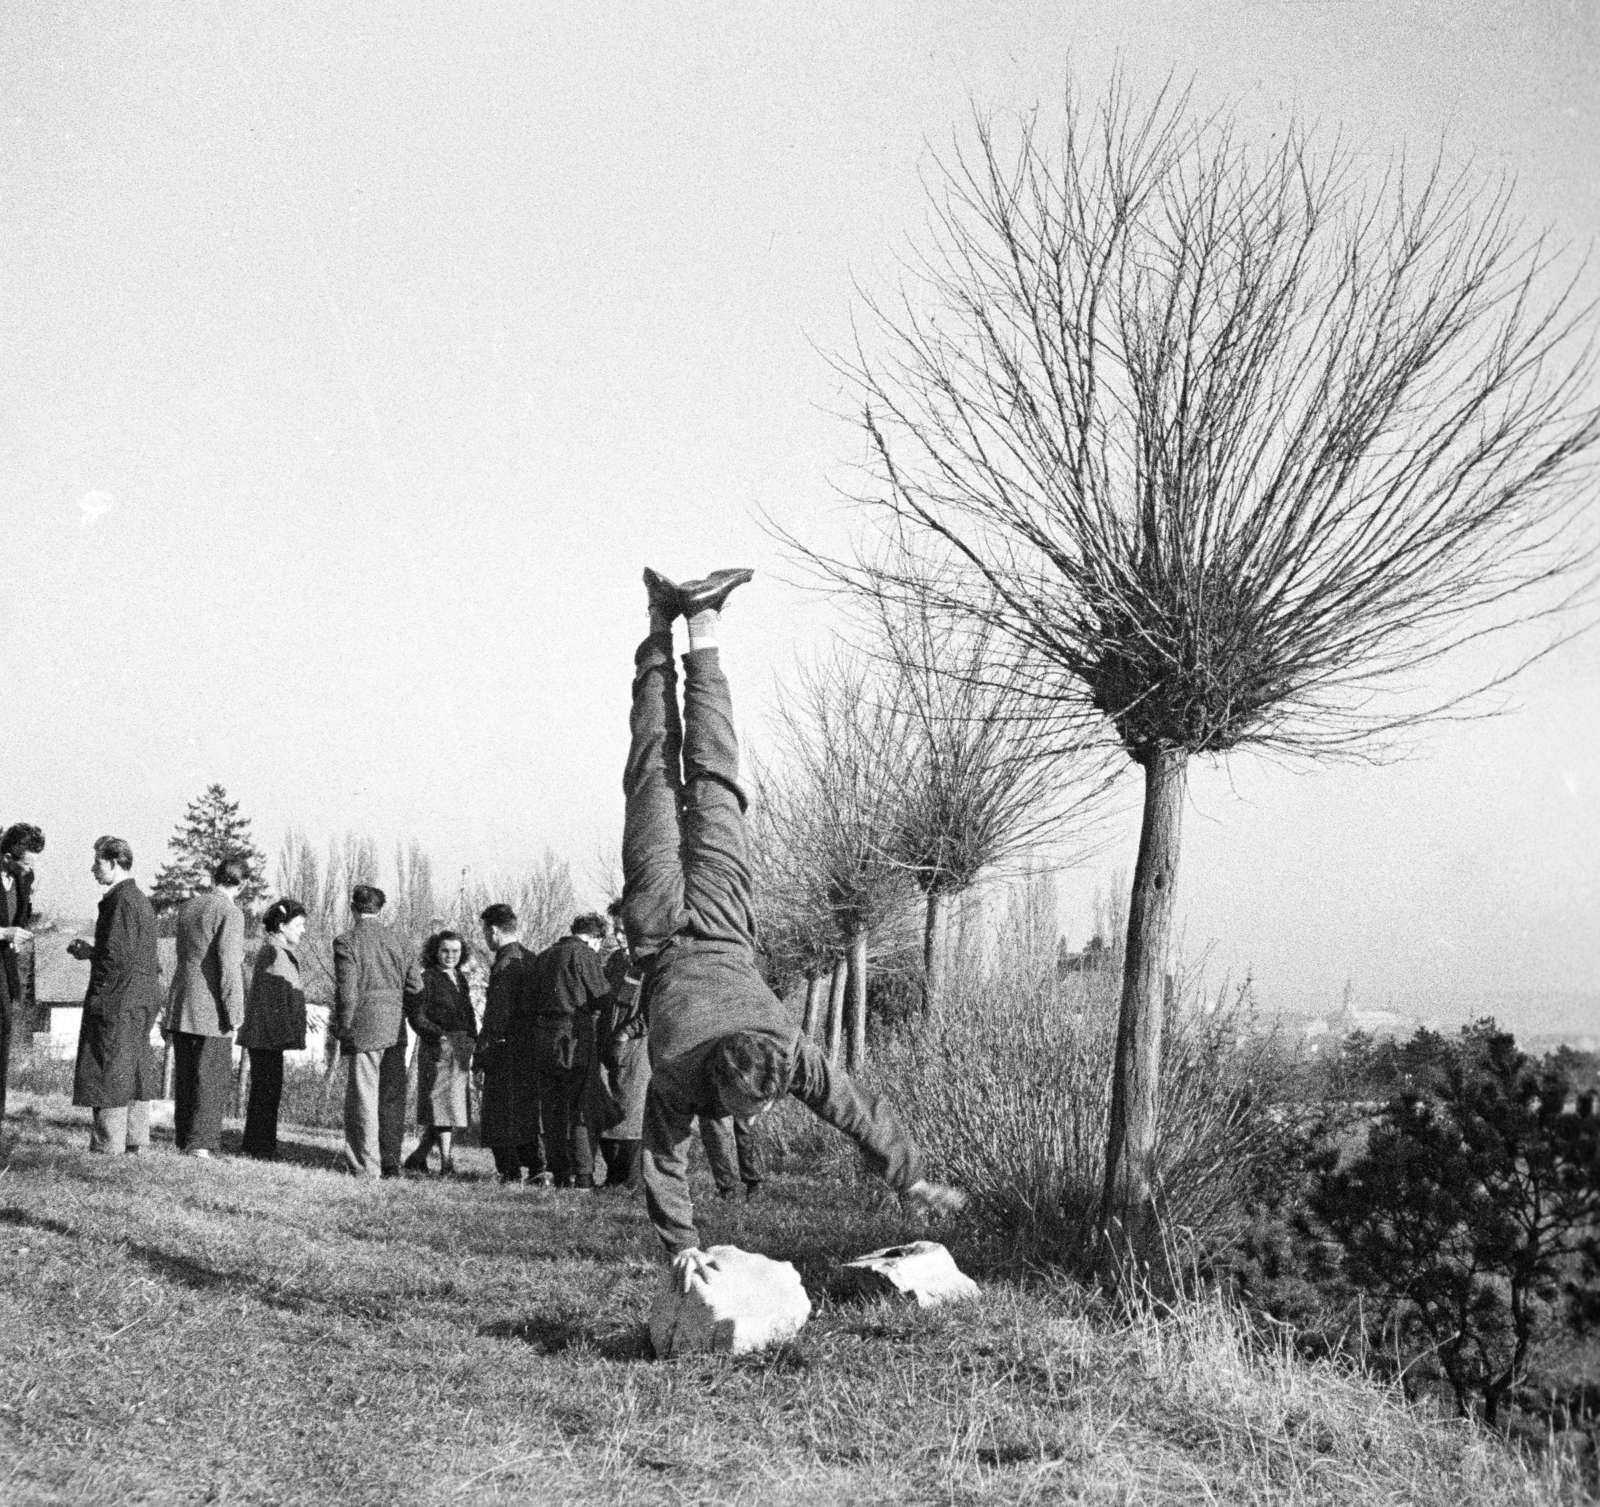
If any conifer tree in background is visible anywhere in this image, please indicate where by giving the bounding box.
[150,784,269,913]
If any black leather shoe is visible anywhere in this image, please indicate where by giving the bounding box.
[403,1151,430,1174]
[643,567,682,620]
[679,568,754,617]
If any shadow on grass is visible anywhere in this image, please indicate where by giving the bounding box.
[479,1312,654,1362]
[0,1206,79,1238]
[121,1239,411,1322]
[210,1126,348,1174]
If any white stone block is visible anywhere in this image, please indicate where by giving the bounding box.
[844,1241,979,1308]
[649,1245,812,1358]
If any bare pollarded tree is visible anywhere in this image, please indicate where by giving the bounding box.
[871,581,1119,1013]
[758,651,918,1068]
[797,80,1600,1277]
[748,784,849,1055]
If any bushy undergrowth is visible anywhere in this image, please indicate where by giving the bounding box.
[866,958,1299,1268]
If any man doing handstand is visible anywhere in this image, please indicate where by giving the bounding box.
[623,566,964,1288]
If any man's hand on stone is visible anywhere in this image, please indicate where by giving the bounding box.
[672,1247,714,1294]
[904,1179,969,1218]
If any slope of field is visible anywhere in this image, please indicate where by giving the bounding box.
[0,1092,1581,1506]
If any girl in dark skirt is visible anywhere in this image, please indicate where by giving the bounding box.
[238,899,309,1160]
[403,930,476,1174]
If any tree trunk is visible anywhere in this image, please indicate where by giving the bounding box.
[923,888,950,1016]
[800,972,825,1039]
[1099,743,1188,1288]
[846,930,869,1071]
[825,954,848,1064]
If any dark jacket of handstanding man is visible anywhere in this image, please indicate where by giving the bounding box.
[623,567,963,1278]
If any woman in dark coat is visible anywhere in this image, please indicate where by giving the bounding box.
[236,898,309,1160]
[403,931,476,1175]
[69,837,163,1154]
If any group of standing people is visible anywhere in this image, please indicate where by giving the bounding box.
[0,831,299,1159]
[0,828,761,1203]
[3,566,963,1268]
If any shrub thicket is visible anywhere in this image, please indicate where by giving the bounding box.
[866,955,1299,1269]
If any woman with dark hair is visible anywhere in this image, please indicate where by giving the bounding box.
[237,898,308,1160]
[403,930,475,1175]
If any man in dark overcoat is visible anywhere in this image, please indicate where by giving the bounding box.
[69,836,163,1155]
[475,903,543,1184]
[0,822,44,1133]
[530,913,610,1188]
[332,884,413,1178]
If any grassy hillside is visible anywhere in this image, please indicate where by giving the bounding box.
[0,1091,1584,1506]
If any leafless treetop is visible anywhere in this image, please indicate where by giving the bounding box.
[803,78,1600,761]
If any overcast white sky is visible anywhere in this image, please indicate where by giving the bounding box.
[2,2,1597,1034]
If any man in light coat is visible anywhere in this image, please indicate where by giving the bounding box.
[332,884,413,1178]
[164,857,248,1157]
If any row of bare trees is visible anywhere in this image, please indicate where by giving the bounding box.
[750,601,1117,1072]
[779,77,1600,1282]
[274,829,576,1018]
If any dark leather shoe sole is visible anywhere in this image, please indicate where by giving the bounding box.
[679,568,754,618]
[643,567,682,619]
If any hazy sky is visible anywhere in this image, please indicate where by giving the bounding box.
[3,2,1597,1033]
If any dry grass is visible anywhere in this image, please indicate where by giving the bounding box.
[0,1089,1585,1506]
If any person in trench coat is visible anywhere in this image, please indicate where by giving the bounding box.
[69,836,163,1154]
[236,897,308,1160]
[474,904,542,1184]
[595,909,649,1189]
[163,858,248,1157]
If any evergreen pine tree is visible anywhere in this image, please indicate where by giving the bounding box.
[150,784,269,913]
